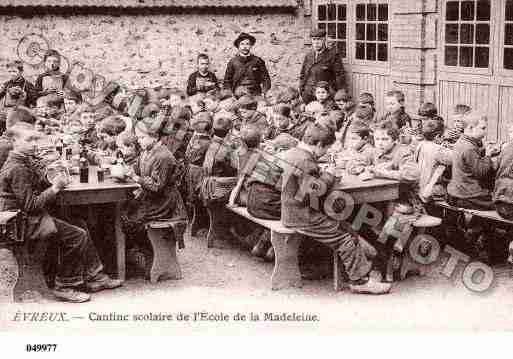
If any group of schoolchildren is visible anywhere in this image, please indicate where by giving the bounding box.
[1,48,512,301]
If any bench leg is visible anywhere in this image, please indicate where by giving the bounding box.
[270,232,302,290]
[0,248,18,303]
[146,228,182,284]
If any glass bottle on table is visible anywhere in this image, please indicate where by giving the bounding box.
[79,156,89,183]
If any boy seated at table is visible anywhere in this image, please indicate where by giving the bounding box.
[414,118,452,203]
[358,92,376,122]
[237,95,269,139]
[124,118,187,261]
[342,120,375,175]
[0,122,122,302]
[331,104,374,155]
[304,81,337,115]
[493,122,513,221]
[278,122,391,294]
[379,90,412,130]
[117,132,140,167]
[441,104,472,149]
[447,111,498,210]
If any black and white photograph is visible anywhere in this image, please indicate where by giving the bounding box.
[0,0,512,347]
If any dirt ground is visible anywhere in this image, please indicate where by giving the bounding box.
[2,230,513,334]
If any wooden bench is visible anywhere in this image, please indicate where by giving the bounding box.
[227,206,303,290]
[145,219,186,283]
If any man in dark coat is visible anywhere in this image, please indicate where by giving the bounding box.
[299,29,345,104]
[223,33,271,97]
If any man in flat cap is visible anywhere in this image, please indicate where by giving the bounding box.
[223,33,271,97]
[299,28,346,104]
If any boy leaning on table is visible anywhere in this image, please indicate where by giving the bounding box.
[278,121,391,294]
[0,121,122,303]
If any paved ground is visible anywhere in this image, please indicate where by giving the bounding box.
[2,231,513,334]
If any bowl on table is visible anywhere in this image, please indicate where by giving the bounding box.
[110,164,129,182]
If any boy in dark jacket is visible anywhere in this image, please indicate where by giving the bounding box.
[35,50,68,102]
[447,111,497,210]
[379,90,412,130]
[186,54,219,97]
[0,122,121,303]
[0,60,37,108]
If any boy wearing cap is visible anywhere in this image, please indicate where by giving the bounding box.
[223,33,271,96]
[0,60,37,108]
[300,29,345,104]
[186,54,220,97]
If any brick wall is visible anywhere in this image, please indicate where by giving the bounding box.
[0,10,309,92]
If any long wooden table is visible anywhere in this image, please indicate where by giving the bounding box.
[332,175,399,204]
[56,166,139,282]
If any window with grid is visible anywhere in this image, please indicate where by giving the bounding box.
[355,1,388,62]
[317,2,347,58]
[504,0,513,69]
[444,0,491,68]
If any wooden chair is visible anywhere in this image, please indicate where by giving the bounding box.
[145,219,186,283]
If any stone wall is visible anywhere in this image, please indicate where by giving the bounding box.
[0,10,308,92]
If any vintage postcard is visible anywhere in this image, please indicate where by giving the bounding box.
[1,1,513,349]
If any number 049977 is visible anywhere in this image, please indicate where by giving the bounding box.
[25,344,57,352]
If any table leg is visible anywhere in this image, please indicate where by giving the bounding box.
[114,203,126,282]
[270,232,303,290]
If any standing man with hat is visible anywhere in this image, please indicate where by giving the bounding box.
[299,29,346,104]
[223,33,271,97]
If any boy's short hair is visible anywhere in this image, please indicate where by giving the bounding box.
[234,86,251,99]
[6,60,23,72]
[334,89,351,102]
[197,53,210,62]
[6,106,36,128]
[315,81,331,92]
[375,120,400,141]
[349,119,371,139]
[386,90,405,103]
[191,111,213,132]
[240,124,261,149]
[237,95,258,110]
[315,112,337,132]
[99,115,127,136]
[454,104,472,115]
[119,132,140,149]
[302,122,335,147]
[280,86,300,104]
[273,103,291,118]
[218,88,233,101]
[358,92,375,106]
[422,118,443,141]
[43,49,61,62]
[418,102,438,118]
[354,104,374,122]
